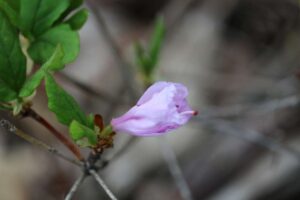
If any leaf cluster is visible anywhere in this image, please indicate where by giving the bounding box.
[0,0,100,147]
[134,17,165,80]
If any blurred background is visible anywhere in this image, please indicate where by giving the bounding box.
[1,0,300,199]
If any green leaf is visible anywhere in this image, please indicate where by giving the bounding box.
[57,0,83,24]
[99,125,113,138]
[4,0,19,11]
[0,81,17,102]
[28,24,79,65]
[134,42,152,76]
[41,44,64,71]
[69,0,83,10]
[19,45,64,97]
[0,0,19,27]
[87,114,95,129]
[134,41,145,65]
[65,8,88,30]
[0,11,26,102]
[148,17,165,67]
[19,0,70,37]
[69,120,97,147]
[12,100,22,115]
[19,69,44,97]
[134,17,165,78]
[45,74,88,126]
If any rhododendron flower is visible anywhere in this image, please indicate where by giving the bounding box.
[111,81,197,136]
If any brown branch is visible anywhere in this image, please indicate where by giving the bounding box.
[25,108,84,161]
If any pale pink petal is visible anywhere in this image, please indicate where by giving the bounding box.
[111,81,196,136]
[137,81,169,105]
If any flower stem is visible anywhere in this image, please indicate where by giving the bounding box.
[25,108,84,161]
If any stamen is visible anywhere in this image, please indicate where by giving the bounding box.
[181,110,198,116]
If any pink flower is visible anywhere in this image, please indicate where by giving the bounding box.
[111,82,197,136]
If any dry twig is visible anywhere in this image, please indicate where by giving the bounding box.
[196,118,300,162]
[89,169,118,200]
[200,95,300,119]
[86,0,138,101]
[60,72,115,103]
[0,119,82,166]
[25,108,84,161]
[65,174,87,200]
[159,137,194,200]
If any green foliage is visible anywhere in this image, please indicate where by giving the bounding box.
[0,0,19,27]
[0,11,26,102]
[65,8,89,31]
[69,120,98,147]
[0,0,86,65]
[69,0,83,10]
[44,74,100,147]
[19,45,64,97]
[135,17,165,78]
[28,24,79,64]
[148,17,165,68]
[45,74,88,126]
[19,69,44,98]
[99,125,113,138]
[12,100,22,115]
[87,114,96,129]
[19,0,70,37]
[0,0,96,147]
[4,0,19,11]
[41,44,65,71]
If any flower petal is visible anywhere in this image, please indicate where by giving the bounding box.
[137,81,169,105]
[111,81,196,136]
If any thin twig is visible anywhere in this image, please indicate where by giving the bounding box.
[0,119,82,166]
[159,137,194,200]
[196,118,300,162]
[65,174,87,200]
[104,85,127,122]
[86,0,138,101]
[60,72,115,103]
[89,169,118,200]
[86,125,139,170]
[200,95,300,119]
[25,108,84,161]
[102,137,139,168]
